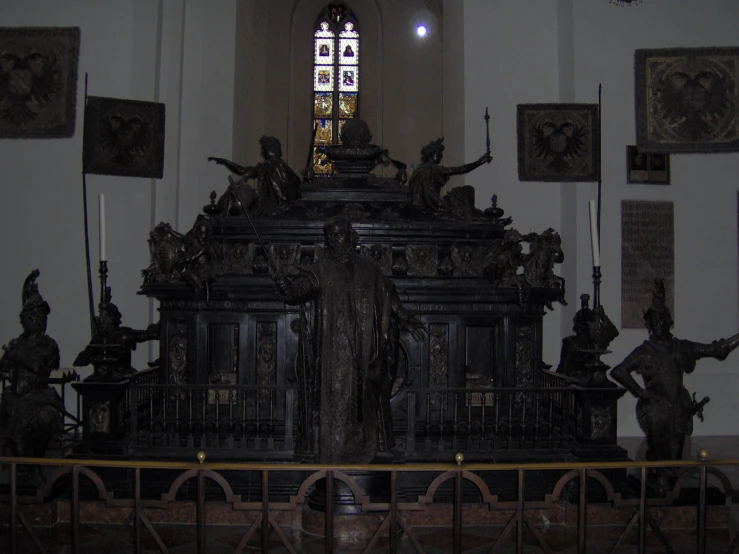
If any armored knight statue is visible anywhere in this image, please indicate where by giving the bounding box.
[556,294,595,383]
[209,135,301,216]
[408,137,492,218]
[274,215,426,463]
[610,279,739,492]
[74,287,160,381]
[0,270,62,485]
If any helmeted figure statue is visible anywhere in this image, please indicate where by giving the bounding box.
[610,279,739,492]
[557,294,595,382]
[74,287,160,381]
[0,270,62,485]
[209,135,301,216]
[408,137,491,218]
[274,215,426,463]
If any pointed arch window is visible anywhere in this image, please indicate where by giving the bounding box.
[312,4,359,175]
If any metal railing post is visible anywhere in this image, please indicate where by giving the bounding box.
[10,463,17,554]
[262,469,269,553]
[197,468,206,553]
[325,470,334,554]
[517,468,524,554]
[639,466,646,553]
[389,470,398,553]
[578,468,587,553]
[134,468,141,554]
[453,468,462,554]
[72,465,80,554]
[698,464,707,554]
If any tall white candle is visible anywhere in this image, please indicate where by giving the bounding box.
[99,194,107,261]
[589,200,600,267]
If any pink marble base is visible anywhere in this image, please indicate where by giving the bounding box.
[0,500,729,534]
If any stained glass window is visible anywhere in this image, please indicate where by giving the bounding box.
[312,4,359,175]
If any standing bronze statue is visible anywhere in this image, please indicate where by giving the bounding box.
[209,135,301,215]
[274,215,426,463]
[408,137,492,216]
[0,270,62,486]
[610,279,739,491]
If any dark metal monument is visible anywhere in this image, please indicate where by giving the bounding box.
[120,118,625,472]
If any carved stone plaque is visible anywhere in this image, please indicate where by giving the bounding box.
[621,200,674,328]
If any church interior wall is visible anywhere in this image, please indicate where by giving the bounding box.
[2,0,739,439]
[233,0,444,174]
[464,0,739,436]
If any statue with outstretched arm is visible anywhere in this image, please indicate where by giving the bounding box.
[609,278,739,492]
[408,137,492,212]
[208,135,301,216]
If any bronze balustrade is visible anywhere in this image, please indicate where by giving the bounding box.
[1,455,737,554]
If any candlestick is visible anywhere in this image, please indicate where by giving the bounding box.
[589,200,600,267]
[99,194,106,261]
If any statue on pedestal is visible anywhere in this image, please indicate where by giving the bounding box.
[408,137,492,219]
[0,270,62,486]
[273,215,426,463]
[209,135,301,216]
[610,279,739,492]
[557,293,618,385]
[74,287,160,381]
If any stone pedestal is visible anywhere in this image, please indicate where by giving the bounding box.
[570,385,629,461]
[72,377,131,455]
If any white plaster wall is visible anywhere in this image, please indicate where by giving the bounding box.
[571,0,739,436]
[0,1,237,393]
[464,0,739,437]
[463,0,564,368]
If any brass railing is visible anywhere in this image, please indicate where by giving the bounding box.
[1,455,737,554]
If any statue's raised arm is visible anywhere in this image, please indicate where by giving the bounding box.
[408,137,492,217]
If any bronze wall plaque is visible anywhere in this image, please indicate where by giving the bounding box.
[621,200,674,328]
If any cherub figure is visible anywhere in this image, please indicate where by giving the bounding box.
[178,216,224,302]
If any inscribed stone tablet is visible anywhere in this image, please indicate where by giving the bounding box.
[621,200,674,328]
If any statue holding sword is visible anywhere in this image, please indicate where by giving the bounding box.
[610,278,739,491]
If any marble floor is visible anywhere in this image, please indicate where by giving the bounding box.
[3,436,739,553]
